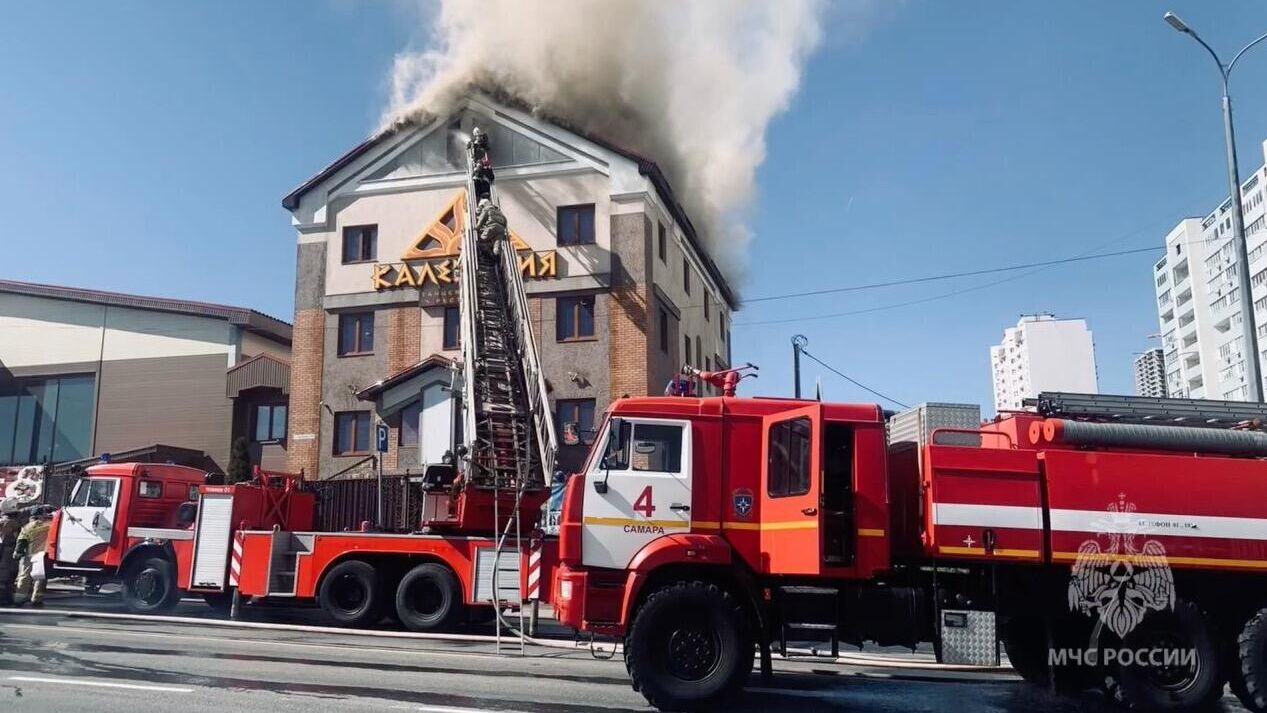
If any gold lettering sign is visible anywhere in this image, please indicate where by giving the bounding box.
[371,251,558,292]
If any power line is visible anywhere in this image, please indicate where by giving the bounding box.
[740,246,1161,305]
[800,347,909,409]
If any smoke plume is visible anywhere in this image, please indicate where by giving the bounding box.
[384,0,827,283]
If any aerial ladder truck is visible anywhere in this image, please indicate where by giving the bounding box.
[45,128,559,639]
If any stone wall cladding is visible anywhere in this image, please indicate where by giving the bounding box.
[319,307,390,478]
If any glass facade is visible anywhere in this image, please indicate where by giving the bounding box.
[0,374,95,466]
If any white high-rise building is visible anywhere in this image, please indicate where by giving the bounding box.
[990,314,1098,413]
[1134,348,1168,398]
[1154,140,1267,401]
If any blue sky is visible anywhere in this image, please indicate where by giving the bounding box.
[3,2,1267,410]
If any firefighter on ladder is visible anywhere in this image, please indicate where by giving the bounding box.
[475,199,509,256]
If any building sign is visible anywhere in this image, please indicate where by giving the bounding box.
[372,251,557,291]
[372,188,559,292]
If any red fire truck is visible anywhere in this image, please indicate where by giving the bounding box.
[552,388,1267,712]
[46,463,554,630]
[45,126,560,633]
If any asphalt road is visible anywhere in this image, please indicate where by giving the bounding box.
[0,592,1252,712]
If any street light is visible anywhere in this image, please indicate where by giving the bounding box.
[1165,11,1267,401]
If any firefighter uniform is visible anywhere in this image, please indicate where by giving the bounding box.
[0,515,21,606]
[15,514,51,607]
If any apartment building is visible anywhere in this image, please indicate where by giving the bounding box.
[1155,140,1267,401]
[990,314,1098,412]
[1133,347,1168,398]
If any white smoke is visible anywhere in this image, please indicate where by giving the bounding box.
[384,0,828,282]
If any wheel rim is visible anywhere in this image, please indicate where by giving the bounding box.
[664,620,721,681]
[135,567,166,606]
[1143,629,1202,692]
[410,577,444,619]
[332,574,367,612]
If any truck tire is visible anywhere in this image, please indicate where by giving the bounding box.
[121,556,180,614]
[1002,616,1100,692]
[626,581,753,711]
[395,562,462,632]
[317,559,383,627]
[1107,600,1224,712]
[1235,607,1267,712]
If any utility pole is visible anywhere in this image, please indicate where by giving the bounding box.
[792,335,807,398]
[1165,11,1267,401]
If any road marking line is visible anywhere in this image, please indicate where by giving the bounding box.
[1,623,544,663]
[8,675,193,693]
[416,705,522,713]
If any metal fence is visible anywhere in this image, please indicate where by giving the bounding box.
[303,474,427,533]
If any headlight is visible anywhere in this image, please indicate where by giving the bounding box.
[560,580,573,601]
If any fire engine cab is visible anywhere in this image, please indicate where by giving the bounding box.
[554,390,1267,712]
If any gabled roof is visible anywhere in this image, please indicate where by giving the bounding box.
[0,279,292,344]
[355,354,455,400]
[281,96,736,309]
[226,352,291,397]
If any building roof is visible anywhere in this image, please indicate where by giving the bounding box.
[281,96,737,309]
[0,279,292,345]
[226,352,291,397]
[355,354,455,400]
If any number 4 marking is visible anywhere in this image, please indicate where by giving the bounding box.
[633,486,656,517]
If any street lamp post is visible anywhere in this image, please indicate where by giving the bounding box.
[1165,11,1267,401]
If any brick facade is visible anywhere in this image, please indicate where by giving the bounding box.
[609,213,653,398]
[287,307,325,477]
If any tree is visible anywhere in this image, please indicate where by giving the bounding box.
[227,436,252,484]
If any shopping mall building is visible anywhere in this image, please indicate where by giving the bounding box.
[282,93,736,479]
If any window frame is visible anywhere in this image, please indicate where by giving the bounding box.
[337,312,375,357]
[333,410,372,456]
[658,223,667,262]
[684,334,692,367]
[556,398,596,441]
[138,480,163,499]
[556,294,596,342]
[442,305,460,350]
[253,403,288,443]
[767,416,813,498]
[683,258,692,295]
[593,417,689,475]
[341,224,378,264]
[658,307,670,353]
[556,204,596,246]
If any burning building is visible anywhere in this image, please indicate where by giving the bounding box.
[281,93,736,478]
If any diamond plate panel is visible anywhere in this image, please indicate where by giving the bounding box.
[939,609,999,666]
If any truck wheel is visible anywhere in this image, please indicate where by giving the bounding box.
[1002,616,1099,692]
[626,581,753,711]
[317,559,382,627]
[1108,600,1224,712]
[121,556,180,614]
[1235,607,1267,712]
[395,562,462,632]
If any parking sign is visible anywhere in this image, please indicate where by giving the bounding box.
[376,423,389,453]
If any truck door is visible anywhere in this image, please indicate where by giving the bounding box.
[581,417,692,570]
[56,476,121,564]
[760,404,822,575]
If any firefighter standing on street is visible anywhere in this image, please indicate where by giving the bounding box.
[14,505,52,607]
[0,513,21,606]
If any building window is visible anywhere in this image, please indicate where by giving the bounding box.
[704,293,710,322]
[683,259,692,295]
[337,312,374,356]
[557,204,595,245]
[658,223,667,262]
[0,373,95,466]
[556,399,596,439]
[720,314,726,342]
[254,404,287,442]
[443,305,460,350]
[401,401,420,447]
[684,334,692,366]
[556,295,595,341]
[342,225,377,264]
[333,411,371,455]
[659,307,669,353]
[768,416,811,497]
[696,336,702,372]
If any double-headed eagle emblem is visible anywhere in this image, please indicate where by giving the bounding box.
[1067,494,1175,638]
